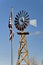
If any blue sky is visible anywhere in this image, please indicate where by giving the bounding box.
[0,0,43,65]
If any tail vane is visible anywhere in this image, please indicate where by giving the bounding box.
[29,19,37,27]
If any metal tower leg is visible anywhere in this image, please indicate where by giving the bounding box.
[16,32,30,65]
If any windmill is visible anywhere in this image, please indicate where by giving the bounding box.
[14,10,37,65]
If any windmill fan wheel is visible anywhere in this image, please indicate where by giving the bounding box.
[14,10,29,31]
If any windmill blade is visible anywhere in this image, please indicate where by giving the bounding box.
[29,19,37,27]
[30,31,41,36]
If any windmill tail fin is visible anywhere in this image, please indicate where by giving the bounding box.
[29,19,37,27]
